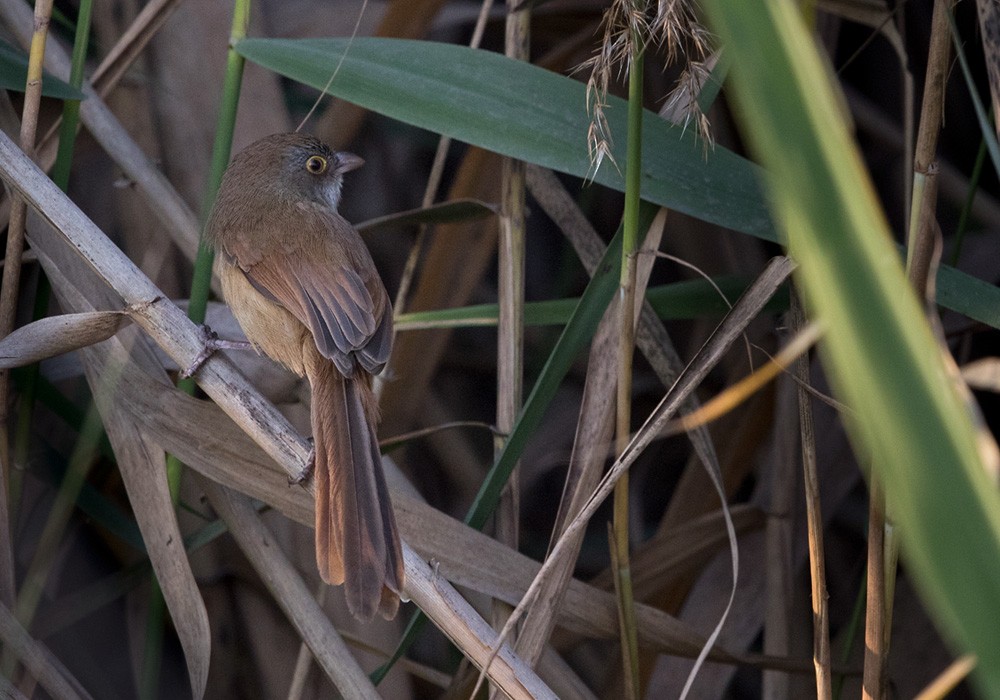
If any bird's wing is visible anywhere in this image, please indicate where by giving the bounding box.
[222,210,392,376]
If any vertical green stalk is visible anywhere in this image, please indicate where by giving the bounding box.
[612,16,643,698]
[166,0,249,512]
[141,2,250,697]
[186,0,250,328]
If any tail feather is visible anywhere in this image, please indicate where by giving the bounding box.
[307,352,403,620]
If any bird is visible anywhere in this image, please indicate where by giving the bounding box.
[203,132,403,620]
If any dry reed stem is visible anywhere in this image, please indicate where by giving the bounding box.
[492,0,531,650]
[860,2,953,695]
[863,476,887,700]
[914,0,952,175]
[0,0,53,611]
[792,296,832,699]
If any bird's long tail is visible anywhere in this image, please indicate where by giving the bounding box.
[307,350,403,620]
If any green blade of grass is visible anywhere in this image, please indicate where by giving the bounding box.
[702,0,1000,695]
[394,275,774,329]
[236,37,770,238]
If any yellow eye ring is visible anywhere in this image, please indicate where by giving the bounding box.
[305,155,328,174]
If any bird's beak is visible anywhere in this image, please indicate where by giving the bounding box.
[335,152,365,174]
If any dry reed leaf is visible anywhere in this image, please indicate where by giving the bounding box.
[27,228,212,699]
[493,257,795,687]
[522,167,739,694]
[526,294,618,653]
[525,166,724,482]
[85,357,211,700]
[110,356,734,662]
[81,340,742,668]
[0,311,127,369]
[913,654,977,700]
[67,320,820,679]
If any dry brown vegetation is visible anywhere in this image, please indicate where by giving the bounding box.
[0,1,998,698]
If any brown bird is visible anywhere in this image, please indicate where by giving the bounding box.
[204,133,403,620]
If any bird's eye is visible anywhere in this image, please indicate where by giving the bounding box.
[305,155,328,174]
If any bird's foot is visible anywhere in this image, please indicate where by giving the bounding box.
[180,324,253,378]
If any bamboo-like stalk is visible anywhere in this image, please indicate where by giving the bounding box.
[0,0,53,611]
[862,2,952,696]
[863,476,887,700]
[493,0,530,642]
[792,295,832,699]
[863,0,950,694]
[11,0,95,506]
[612,13,644,697]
